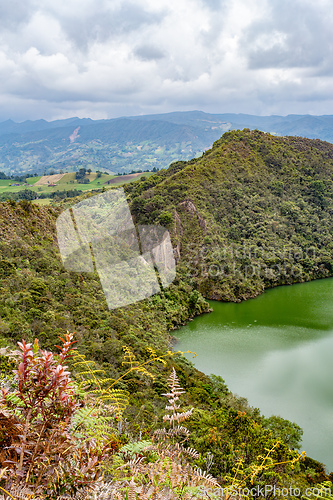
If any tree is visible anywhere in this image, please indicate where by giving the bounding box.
[75,168,87,182]
[158,211,173,226]
[262,415,303,450]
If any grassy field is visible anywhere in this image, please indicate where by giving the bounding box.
[0,171,154,197]
[32,198,53,206]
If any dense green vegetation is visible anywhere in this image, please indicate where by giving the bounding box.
[2,129,333,495]
[125,129,333,301]
[0,336,319,499]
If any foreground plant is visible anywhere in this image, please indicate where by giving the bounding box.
[116,368,221,499]
[0,333,115,498]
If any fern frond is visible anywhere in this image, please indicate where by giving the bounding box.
[1,484,34,500]
[71,405,118,446]
[179,446,200,460]
[118,455,144,473]
[74,369,105,376]
[93,377,116,385]
[168,425,190,438]
[133,365,155,381]
[146,347,167,366]
[121,346,137,370]
[128,479,136,500]
[192,467,220,488]
[71,353,129,421]
[153,428,167,440]
[121,346,156,381]
[163,408,194,424]
[145,346,157,357]
[120,440,153,457]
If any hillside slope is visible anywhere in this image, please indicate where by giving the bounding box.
[125,129,333,302]
[0,200,210,354]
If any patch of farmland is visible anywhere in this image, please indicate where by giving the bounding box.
[35,174,66,186]
[105,173,143,184]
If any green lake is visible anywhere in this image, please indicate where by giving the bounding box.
[174,278,333,470]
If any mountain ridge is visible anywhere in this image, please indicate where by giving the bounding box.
[2,111,333,176]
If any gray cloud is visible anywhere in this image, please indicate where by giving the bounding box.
[55,2,167,50]
[199,0,225,11]
[0,0,36,29]
[133,45,165,62]
[0,0,332,121]
[241,0,332,70]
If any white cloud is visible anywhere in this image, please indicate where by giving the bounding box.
[0,0,332,121]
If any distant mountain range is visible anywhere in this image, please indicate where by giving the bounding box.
[1,111,333,175]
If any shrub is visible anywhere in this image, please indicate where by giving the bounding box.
[0,333,113,498]
[158,211,174,226]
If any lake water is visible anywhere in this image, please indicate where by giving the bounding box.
[174,278,333,471]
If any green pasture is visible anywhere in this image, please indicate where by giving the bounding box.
[107,171,154,185]
[0,179,30,193]
[0,171,155,197]
[32,198,52,206]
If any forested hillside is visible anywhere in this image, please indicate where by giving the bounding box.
[2,129,333,496]
[1,197,317,488]
[126,129,333,302]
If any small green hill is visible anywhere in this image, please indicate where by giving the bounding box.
[125,129,333,302]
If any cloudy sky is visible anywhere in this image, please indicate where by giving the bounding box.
[0,0,332,121]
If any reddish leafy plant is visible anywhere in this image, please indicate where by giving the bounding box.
[0,333,112,498]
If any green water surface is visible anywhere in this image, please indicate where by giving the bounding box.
[174,278,333,470]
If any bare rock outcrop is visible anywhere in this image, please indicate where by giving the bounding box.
[179,200,207,231]
[173,209,183,263]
